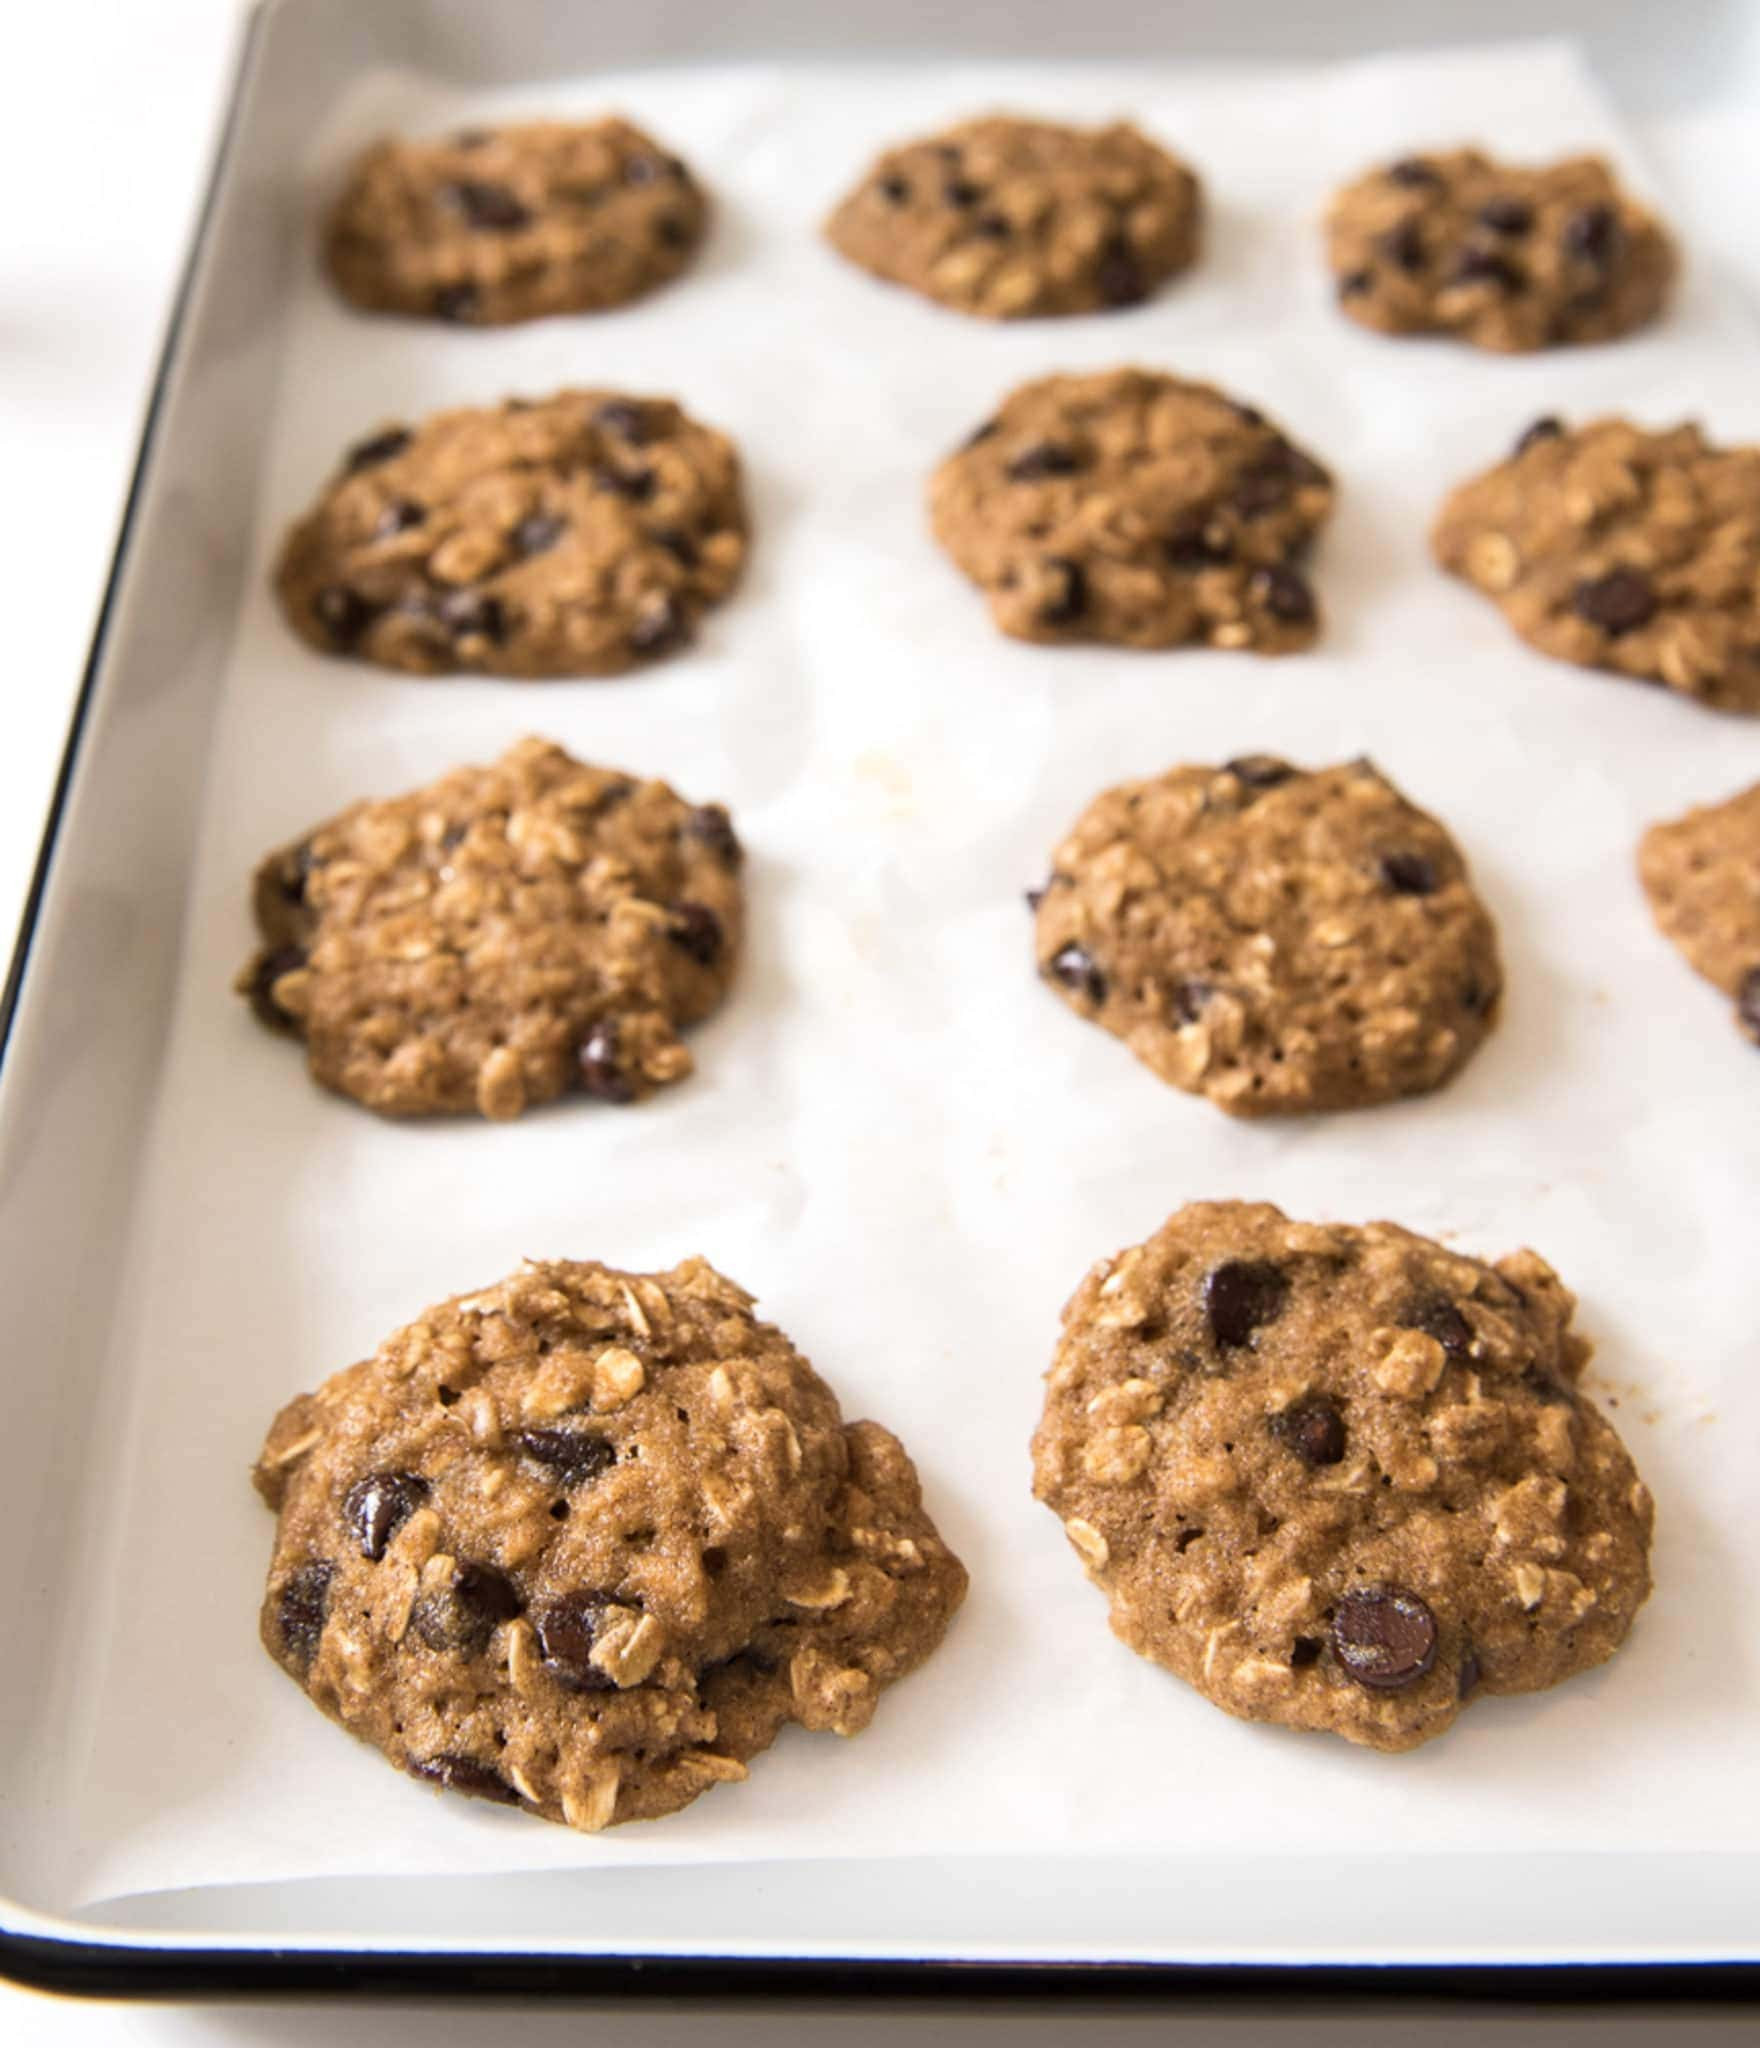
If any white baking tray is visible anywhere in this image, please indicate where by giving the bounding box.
[2,0,1758,1999]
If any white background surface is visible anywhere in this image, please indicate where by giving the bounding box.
[4,0,1759,2037]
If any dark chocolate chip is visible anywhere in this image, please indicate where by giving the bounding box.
[577,1019,636,1103]
[1007,442,1084,481]
[1269,1393,1347,1467]
[437,589,506,643]
[1379,851,1439,896]
[1378,219,1425,271]
[1563,203,1619,265]
[1738,966,1760,1044]
[1514,415,1564,457]
[594,465,656,502]
[595,399,653,442]
[1290,1635,1323,1669]
[629,592,686,655]
[1522,1366,1573,1405]
[248,944,307,1032]
[345,426,411,473]
[411,1753,520,1805]
[313,585,375,649]
[444,179,531,231]
[1203,1260,1289,1348]
[654,527,698,567]
[277,1561,333,1669]
[411,1560,523,1656]
[1039,556,1088,626]
[964,417,1001,450]
[974,212,1011,239]
[684,803,743,869]
[1224,754,1296,789]
[1231,402,1266,427]
[1457,1650,1483,1699]
[432,282,480,323]
[944,177,983,208]
[279,842,317,905]
[1170,977,1214,1025]
[1337,268,1375,299]
[668,900,724,967]
[1386,157,1441,188]
[1249,564,1316,625]
[1452,246,1525,291]
[514,1430,616,1486]
[512,513,565,557]
[878,173,909,203]
[1024,885,1046,912]
[343,1471,430,1561]
[535,1589,621,1691]
[1572,567,1656,636]
[1331,1585,1438,1692]
[1404,1293,1472,1360]
[1096,241,1147,307]
[1479,196,1534,235]
[655,216,691,249]
[1049,943,1106,1005]
[1165,523,1231,569]
[623,155,665,185]
[375,498,426,537]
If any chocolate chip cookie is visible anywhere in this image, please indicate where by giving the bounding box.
[275,391,746,678]
[1326,148,1675,352]
[825,114,1201,319]
[325,119,708,324]
[236,737,743,1119]
[1433,416,1760,714]
[1032,756,1500,1114]
[931,371,1332,652]
[1033,1200,1654,1753]
[1638,779,1760,1047]
[255,1255,966,1830]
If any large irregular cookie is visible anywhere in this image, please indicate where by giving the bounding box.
[276,390,746,678]
[256,1256,966,1830]
[1032,1201,1654,1753]
[1638,779,1760,1047]
[326,119,708,324]
[1433,417,1760,714]
[1326,148,1674,352]
[1032,756,1501,1114]
[931,371,1333,652]
[825,114,1201,319]
[236,737,743,1119]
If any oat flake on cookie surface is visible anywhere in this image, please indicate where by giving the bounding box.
[1032,1201,1654,1753]
[236,737,743,1120]
[255,1256,967,1830]
[1031,755,1501,1115]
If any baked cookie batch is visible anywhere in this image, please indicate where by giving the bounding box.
[243,103,1734,1829]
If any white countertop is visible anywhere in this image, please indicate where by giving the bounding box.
[2,1,1754,2036]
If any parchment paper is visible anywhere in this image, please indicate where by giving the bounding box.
[57,40,1760,1910]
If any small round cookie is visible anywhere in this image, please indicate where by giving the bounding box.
[1326,148,1674,352]
[931,371,1333,652]
[1638,778,1760,1046]
[325,118,708,325]
[236,737,744,1119]
[275,390,746,679]
[825,114,1201,319]
[1032,756,1501,1115]
[1433,416,1760,715]
[255,1256,967,1830]
[1032,1201,1654,1753]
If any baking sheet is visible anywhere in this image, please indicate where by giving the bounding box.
[47,38,1760,1914]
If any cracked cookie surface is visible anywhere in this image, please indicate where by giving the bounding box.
[236,737,743,1119]
[325,118,708,324]
[1032,1201,1654,1753]
[931,370,1333,652]
[1433,416,1760,714]
[1032,756,1500,1115]
[826,114,1201,319]
[275,390,747,678]
[1638,778,1760,1047]
[255,1255,966,1830]
[1326,148,1674,352]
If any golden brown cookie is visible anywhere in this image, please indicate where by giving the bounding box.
[931,370,1333,652]
[1326,148,1674,351]
[826,113,1201,319]
[255,1256,967,1830]
[325,118,708,324]
[1433,416,1760,714]
[1638,778,1760,1046]
[1032,756,1501,1114]
[236,737,743,1119]
[1032,1201,1655,1753]
[275,391,747,679]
